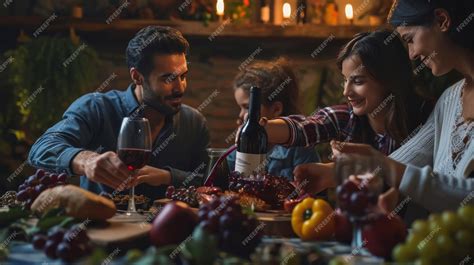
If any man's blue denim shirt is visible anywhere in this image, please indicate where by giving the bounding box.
[28,84,210,200]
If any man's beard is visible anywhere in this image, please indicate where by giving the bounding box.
[141,82,183,116]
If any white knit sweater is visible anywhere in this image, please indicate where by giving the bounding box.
[390,79,474,213]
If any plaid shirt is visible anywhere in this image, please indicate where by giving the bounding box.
[280,104,397,155]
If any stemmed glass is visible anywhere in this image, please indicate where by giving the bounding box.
[117,117,152,219]
[334,154,389,250]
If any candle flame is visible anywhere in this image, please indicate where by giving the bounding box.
[345,3,354,20]
[217,0,225,16]
[283,3,291,19]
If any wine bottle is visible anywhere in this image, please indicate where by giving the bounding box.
[235,87,268,177]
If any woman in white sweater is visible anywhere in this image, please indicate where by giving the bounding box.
[330,0,474,214]
[292,0,473,217]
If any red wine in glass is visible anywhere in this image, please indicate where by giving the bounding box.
[117,117,152,219]
[118,148,151,171]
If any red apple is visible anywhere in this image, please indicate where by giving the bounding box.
[150,201,198,248]
[362,214,407,258]
[334,209,352,244]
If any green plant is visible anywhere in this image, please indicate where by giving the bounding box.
[0,36,100,194]
[0,36,100,139]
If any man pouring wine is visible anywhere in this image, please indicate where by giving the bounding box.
[28,26,210,200]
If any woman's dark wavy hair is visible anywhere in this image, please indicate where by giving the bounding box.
[233,58,300,116]
[337,30,430,147]
[388,0,474,50]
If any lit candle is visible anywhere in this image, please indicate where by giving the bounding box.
[345,3,354,25]
[283,2,291,19]
[216,0,224,21]
[261,5,270,23]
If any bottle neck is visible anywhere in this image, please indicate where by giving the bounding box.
[248,88,261,123]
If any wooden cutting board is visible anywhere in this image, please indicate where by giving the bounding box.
[87,218,152,250]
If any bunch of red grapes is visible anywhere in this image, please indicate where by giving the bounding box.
[32,224,92,262]
[228,171,293,208]
[165,186,199,208]
[336,179,378,217]
[198,196,262,258]
[16,169,67,209]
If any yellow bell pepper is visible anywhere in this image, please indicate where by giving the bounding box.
[291,198,335,241]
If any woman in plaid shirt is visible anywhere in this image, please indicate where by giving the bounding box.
[259,30,433,197]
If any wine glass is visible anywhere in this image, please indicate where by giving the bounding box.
[117,117,152,220]
[334,154,390,250]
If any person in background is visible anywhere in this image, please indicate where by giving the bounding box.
[227,58,320,181]
[28,26,210,200]
[331,0,474,220]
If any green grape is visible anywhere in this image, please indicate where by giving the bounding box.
[392,243,417,262]
[428,214,442,231]
[435,233,454,254]
[414,257,431,265]
[406,233,424,249]
[441,211,462,233]
[412,220,430,237]
[455,229,474,247]
[418,240,439,261]
[457,205,474,228]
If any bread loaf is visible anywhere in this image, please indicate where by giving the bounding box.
[31,185,116,220]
